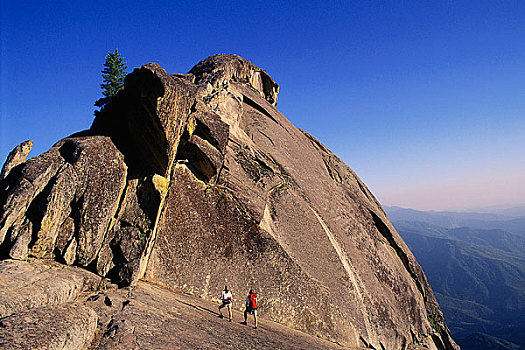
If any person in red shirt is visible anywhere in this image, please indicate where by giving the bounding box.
[241,289,258,329]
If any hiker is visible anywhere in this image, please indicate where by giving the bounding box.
[218,285,233,322]
[241,289,258,328]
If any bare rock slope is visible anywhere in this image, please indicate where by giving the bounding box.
[0,259,343,350]
[0,54,458,349]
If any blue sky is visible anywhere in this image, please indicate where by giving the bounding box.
[1,0,524,211]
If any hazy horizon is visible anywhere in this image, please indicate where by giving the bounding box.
[383,202,525,214]
[2,1,524,212]
[370,167,525,212]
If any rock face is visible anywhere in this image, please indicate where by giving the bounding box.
[0,54,458,349]
[0,136,128,271]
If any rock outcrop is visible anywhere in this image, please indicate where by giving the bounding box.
[0,54,458,349]
[0,302,98,350]
[0,259,102,350]
[0,259,100,318]
[0,139,33,181]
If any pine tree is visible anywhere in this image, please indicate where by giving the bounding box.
[94,49,127,113]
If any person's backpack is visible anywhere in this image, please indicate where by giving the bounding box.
[249,293,257,309]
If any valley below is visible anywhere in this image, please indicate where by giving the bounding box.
[387,206,525,350]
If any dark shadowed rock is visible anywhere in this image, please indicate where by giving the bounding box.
[96,174,166,285]
[0,54,458,349]
[91,63,195,176]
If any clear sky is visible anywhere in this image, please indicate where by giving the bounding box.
[1,1,524,211]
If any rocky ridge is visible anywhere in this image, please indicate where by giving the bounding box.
[0,54,458,349]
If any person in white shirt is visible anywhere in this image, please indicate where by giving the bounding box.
[218,285,233,322]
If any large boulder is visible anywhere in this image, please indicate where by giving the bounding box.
[0,259,100,318]
[0,302,98,350]
[0,54,458,349]
[143,55,458,349]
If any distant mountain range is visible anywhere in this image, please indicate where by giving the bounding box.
[385,206,525,350]
[464,205,525,218]
[386,205,525,237]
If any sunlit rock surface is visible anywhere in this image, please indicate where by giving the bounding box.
[0,54,458,349]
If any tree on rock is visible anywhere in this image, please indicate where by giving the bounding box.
[94,49,127,114]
